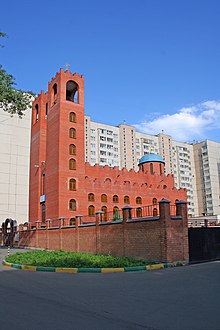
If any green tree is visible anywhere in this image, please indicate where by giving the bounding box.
[0,32,33,118]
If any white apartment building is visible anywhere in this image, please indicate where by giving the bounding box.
[85,115,220,217]
[172,141,198,216]
[0,107,31,224]
[193,140,220,216]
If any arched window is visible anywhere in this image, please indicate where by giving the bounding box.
[153,208,158,216]
[34,104,39,123]
[69,128,76,139]
[136,197,142,204]
[101,194,107,202]
[88,193,95,202]
[52,83,58,105]
[69,112,76,123]
[41,203,46,222]
[66,80,79,103]
[69,199,76,211]
[69,159,76,170]
[136,207,142,218]
[150,163,153,174]
[101,206,107,221]
[152,198,157,205]
[45,103,48,118]
[113,195,119,203]
[69,178,76,191]
[124,196,130,204]
[88,205,95,216]
[53,83,57,96]
[70,218,76,226]
[69,144,76,155]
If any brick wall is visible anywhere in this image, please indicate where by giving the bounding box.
[18,200,189,263]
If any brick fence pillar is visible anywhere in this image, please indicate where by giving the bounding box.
[59,217,65,250]
[96,211,104,224]
[159,199,170,262]
[122,206,132,256]
[176,200,187,220]
[75,215,82,252]
[35,220,41,248]
[159,199,170,219]
[176,200,189,262]
[75,215,83,227]
[95,211,103,254]
[122,206,132,223]
[45,219,50,249]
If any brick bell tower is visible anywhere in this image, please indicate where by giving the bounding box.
[29,69,85,222]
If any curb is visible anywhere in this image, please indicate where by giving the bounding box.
[2,260,184,273]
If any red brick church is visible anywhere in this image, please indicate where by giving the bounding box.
[29,69,187,223]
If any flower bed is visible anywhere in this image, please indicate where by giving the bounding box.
[6,250,151,268]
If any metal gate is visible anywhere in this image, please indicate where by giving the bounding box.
[188,227,220,263]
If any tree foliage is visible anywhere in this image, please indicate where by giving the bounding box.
[0,32,33,118]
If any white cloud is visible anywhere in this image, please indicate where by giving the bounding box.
[134,100,220,141]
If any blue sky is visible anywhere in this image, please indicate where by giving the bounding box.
[1,0,220,142]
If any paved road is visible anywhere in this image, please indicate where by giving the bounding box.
[0,248,220,330]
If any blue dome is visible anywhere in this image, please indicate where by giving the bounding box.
[138,153,165,165]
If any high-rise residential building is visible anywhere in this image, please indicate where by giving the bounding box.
[0,107,31,223]
[193,140,220,216]
[171,141,198,217]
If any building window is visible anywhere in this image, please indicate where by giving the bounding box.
[41,202,46,222]
[66,80,78,103]
[88,205,95,216]
[69,199,76,211]
[52,83,58,105]
[101,206,107,221]
[70,218,76,226]
[69,128,76,139]
[88,193,95,202]
[69,144,76,155]
[153,208,158,216]
[69,112,76,122]
[45,103,48,118]
[136,207,142,218]
[69,159,76,170]
[34,104,39,123]
[69,178,76,191]
[150,163,153,174]
[113,195,119,203]
[124,196,130,204]
[101,194,107,202]
[152,198,157,205]
[136,197,142,204]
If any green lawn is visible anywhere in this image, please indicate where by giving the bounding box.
[6,250,151,268]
